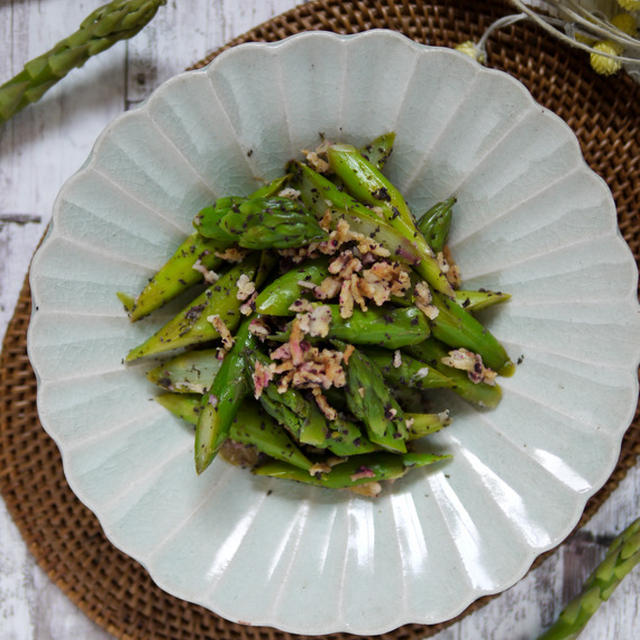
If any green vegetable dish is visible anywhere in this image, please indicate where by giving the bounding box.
[120,133,514,497]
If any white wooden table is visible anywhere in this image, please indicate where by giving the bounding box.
[0,2,638,638]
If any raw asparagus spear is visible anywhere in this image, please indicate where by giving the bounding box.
[194,319,254,474]
[417,197,456,253]
[0,0,166,124]
[125,255,258,361]
[326,144,454,296]
[254,451,448,490]
[537,517,640,640]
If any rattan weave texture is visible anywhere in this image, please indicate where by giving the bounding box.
[1,1,639,639]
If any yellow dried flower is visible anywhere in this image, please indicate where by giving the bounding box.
[611,13,638,36]
[616,0,640,12]
[454,40,486,64]
[590,41,623,75]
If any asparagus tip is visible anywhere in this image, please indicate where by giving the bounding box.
[116,291,135,315]
[499,360,516,377]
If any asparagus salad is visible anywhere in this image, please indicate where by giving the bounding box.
[119,134,514,497]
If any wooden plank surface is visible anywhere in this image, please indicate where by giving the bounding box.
[0,2,638,638]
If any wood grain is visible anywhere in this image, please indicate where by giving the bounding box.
[0,1,638,639]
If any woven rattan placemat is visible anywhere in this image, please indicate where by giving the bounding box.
[1,1,639,638]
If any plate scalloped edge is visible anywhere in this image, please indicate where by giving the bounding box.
[27,30,640,635]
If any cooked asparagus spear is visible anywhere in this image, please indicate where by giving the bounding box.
[272,305,431,349]
[194,319,255,474]
[430,290,513,375]
[454,289,511,312]
[360,132,395,170]
[254,451,449,490]
[157,386,449,447]
[118,233,222,321]
[326,144,454,296]
[118,177,285,321]
[339,343,409,454]
[156,393,312,471]
[194,196,327,249]
[407,411,451,437]
[245,348,377,456]
[298,400,377,456]
[363,347,455,390]
[327,143,414,226]
[287,162,421,265]
[125,255,258,361]
[255,260,330,316]
[326,305,430,348]
[229,404,312,471]
[417,197,456,253]
[0,0,166,124]
[404,339,502,408]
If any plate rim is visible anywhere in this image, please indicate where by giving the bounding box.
[27,29,640,635]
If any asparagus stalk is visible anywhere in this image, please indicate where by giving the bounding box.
[255,259,330,316]
[417,197,456,253]
[363,347,455,390]
[118,177,285,320]
[194,196,327,249]
[0,0,166,123]
[245,349,377,456]
[156,394,312,471]
[538,517,640,640]
[339,343,409,453]
[405,339,503,408]
[194,319,254,474]
[118,233,222,321]
[454,289,511,312]
[287,162,421,265]
[326,144,454,296]
[360,132,396,170]
[125,255,259,361]
[431,290,514,375]
[272,305,431,350]
[254,451,449,489]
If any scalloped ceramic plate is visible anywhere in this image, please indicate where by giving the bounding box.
[28,31,640,635]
